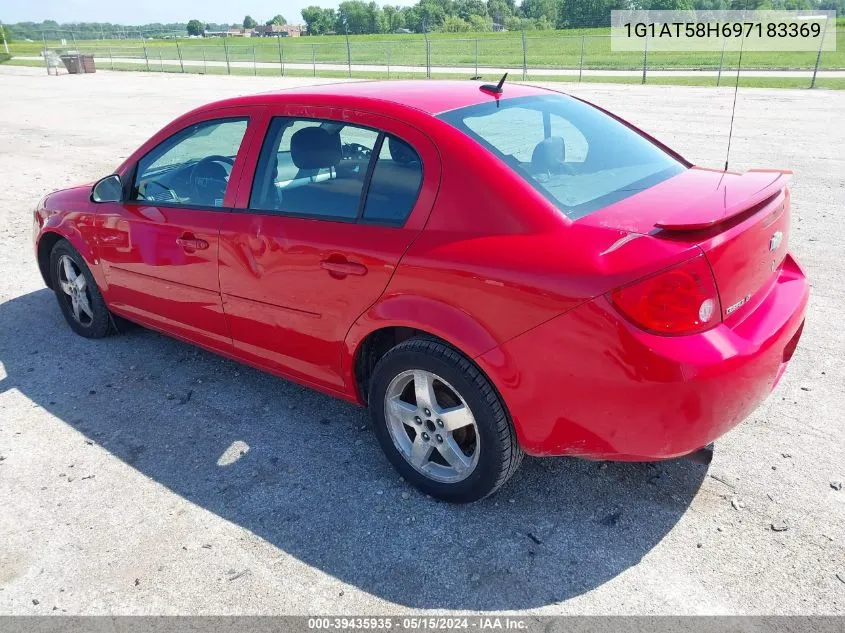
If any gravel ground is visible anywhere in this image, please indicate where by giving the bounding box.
[0,65,843,615]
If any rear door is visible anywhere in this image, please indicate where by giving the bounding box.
[218,106,440,392]
[97,107,262,354]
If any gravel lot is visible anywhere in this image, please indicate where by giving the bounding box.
[0,65,843,615]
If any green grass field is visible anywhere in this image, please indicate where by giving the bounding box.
[5,55,842,90]
[8,24,845,73]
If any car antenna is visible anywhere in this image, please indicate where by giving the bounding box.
[480,73,508,95]
[723,1,749,174]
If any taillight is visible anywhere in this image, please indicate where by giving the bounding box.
[609,254,721,336]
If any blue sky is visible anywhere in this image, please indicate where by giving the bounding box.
[1,0,418,26]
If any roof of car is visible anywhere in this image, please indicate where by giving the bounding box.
[243,80,556,115]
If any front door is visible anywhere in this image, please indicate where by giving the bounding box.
[97,109,259,354]
[218,108,440,392]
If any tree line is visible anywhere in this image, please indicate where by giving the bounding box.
[302,0,842,33]
[4,0,842,41]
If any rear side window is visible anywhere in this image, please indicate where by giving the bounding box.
[438,95,685,220]
[249,117,422,225]
[362,136,423,225]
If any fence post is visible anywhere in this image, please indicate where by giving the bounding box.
[387,42,391,79]
[340,18,352,78]
[109,46,114,70]
[475,38,479,77]
[521,30,527,80]
[277,36,284,76]
[810,17,828,89]
[312,44,316,77]
[202,46,206,74]
[717,36,726,87]
[579,35,585,83]
[42,33,50,75]
[641,32,648,84]
[143,43,150,71]
[253,45,257,75]
[223,38,231,75]
[176,41,184,73]
[159,50,163,72]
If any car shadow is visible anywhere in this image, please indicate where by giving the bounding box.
[0,288,708,610]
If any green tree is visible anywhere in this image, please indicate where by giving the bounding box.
[521,0,558,23]
[186,19,204,36]
[337,0,371,33]
[243,15,258,28]
[301,6,336,34]
[504,15,525,29]
[368,1,389,32]
[440,14,471,30]
[418,1,447,29]
[456,0,489,18]
[641,0,694,8]
[467,14,492,29]
[399,5,422,31]
[266,14,287,25]
[383,5,406,31]
[557,0,629,28]
[487,0,513,24]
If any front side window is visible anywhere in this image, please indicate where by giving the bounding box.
[250,117,422,225]
[132,117,248,207]
[438,95,685,219]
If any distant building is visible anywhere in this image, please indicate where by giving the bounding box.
[492,22,507,32]
[254,24,304,37]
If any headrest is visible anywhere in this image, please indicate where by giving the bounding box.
[388,137,418,167]
[291,127,341,170]
[531,136,566,173]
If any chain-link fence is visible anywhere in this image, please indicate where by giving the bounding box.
[28,32,843,88]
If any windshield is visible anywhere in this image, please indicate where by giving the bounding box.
[437,94,686,220]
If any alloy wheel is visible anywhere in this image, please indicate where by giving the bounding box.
[383,369,480,483]
[57,255,94,326]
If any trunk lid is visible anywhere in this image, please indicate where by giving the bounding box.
[581,166,792,322]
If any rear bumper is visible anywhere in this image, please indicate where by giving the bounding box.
[477,253,809,459]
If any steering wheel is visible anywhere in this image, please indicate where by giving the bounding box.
[531,161,578,183]
[138,179,180,202]
[342,143,372,161]
[189,155,235,206]
[557,162,578,176]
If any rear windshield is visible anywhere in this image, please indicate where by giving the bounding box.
[437,94,686,220]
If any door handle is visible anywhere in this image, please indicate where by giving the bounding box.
[176,235,209,251]
[320,259,368,277]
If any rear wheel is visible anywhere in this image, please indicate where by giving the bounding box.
[49,240,112,339]
[368,338,523,503]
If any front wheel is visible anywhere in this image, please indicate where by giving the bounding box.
[49,240,112,339]
[368,338,523,503]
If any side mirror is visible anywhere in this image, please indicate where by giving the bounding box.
[91,174,123,203]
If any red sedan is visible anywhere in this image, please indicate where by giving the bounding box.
[33,80,808,502]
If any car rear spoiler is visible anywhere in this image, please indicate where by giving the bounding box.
[654,169,792,231]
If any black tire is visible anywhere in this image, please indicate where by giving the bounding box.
[49,240,112,339]
[368,338,523,503]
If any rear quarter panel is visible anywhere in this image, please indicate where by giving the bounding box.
[343,118,700,392]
